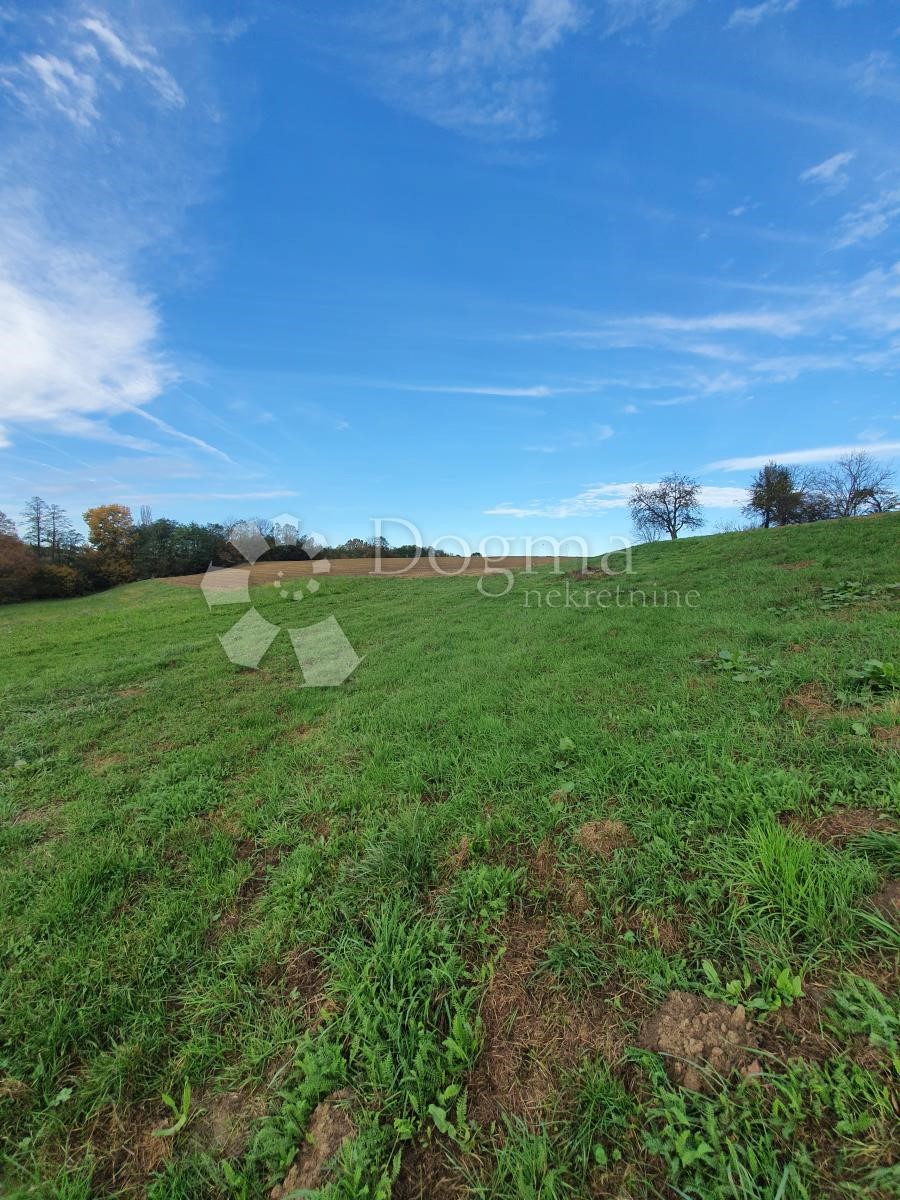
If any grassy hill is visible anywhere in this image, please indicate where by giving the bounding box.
[1,515,898,1199]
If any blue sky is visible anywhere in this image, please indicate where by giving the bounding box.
[1,0,899,552]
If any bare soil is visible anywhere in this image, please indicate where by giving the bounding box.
[271,1090,355,1199]
[638,991,758,1093]
[468,918,640,1127]
[784,807,897,846]
[166,556,573,587]
[393,1137,466,1200]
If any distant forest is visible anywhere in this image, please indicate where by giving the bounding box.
[0,502,454,603]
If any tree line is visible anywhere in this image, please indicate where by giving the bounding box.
[629,450,896,541]
[0,502,453,604]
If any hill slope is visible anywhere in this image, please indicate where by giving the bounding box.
[1,515,898,1198]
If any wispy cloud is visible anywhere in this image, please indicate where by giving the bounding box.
[525,423,615,453]
[833,187,900,248]
[396,380,603,397]
[7,11,186,126]
[708,441,900,470]
[726,0,799,30]
[333,0,586,141]
[800,150,855,194]
[0,7,228,458]
[485,481,746,518]
[518,263,900,392]
[600,0,695,36]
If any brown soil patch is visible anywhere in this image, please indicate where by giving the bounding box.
[616,908,686,954]
[786,643,806,653]
[116,685,145,698]
[785,808,897,847]
[776,560,816,570]
[290,724,315,743]
[193,1089,265,1159]
[872,724,900,748]
[85,751,127,773]
[260,948,328,1020]
[869,879,900,926]
[780,683,833,719]
[167,556,572,587]
[469,918,638,1128]
[271,1090,355,1199]
[86,1103,173,1193]
[394,1137,466,1200]
[575,820,635,858]
[639,992,757,1093]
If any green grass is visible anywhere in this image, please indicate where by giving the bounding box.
[1,515,898,1198]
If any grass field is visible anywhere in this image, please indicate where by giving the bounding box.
[1,515,898,1199]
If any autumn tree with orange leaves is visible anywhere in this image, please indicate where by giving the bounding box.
[83,504,137,585]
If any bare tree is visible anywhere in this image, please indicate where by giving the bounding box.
[629,473,705,541]
[815,452,897,517]
[20,496,49,555]
[47,504,75,563]
[0,511,17,538]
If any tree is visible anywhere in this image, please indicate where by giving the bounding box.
[47,504,76,564]
[20,496,49,555]
[814,452,897,517]
[743,462,807,528]
[83,504,136,585]
[629,473,705,541]
[0,518,37,602]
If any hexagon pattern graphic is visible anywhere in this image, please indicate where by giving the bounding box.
[201,518,362,685]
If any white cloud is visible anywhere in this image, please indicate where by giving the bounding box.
[0,210,173,433]
[334,0,586,140]
[485,481,746,519]
[79,16,186,109]
[726,0,799,30]
[8,12,186,128]
[520,263,900,391]
[22,53,99,125]
[601,0,695,36]
[708,441,900,470]
[0,8,225,459]
[834,188,900,249]
[800,150,855,193]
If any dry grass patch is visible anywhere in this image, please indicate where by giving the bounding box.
[575,820,635,858]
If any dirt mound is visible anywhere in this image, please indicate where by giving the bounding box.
[271,1090,355,1199]
[776,560,816,570]
[575,820,635,858]
[639,991,757,1093]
